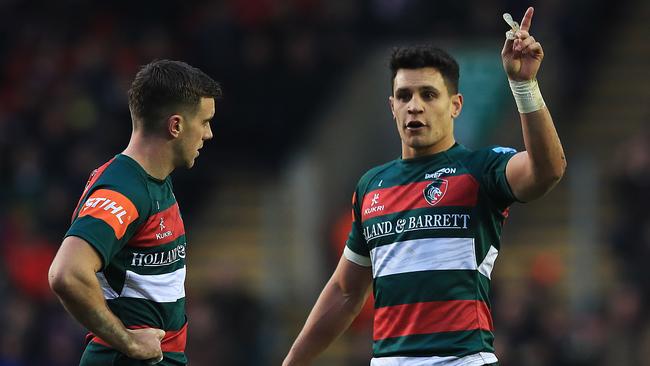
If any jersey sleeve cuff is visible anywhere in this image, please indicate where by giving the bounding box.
[344,246,371,267]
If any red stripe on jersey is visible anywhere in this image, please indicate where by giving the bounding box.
[129,203,185,248]
[72,158,115,223]
[361,174,478,220]
[88,323,188,353]
[373,300,493,340]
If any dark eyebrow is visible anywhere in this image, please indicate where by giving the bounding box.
[419,86,439,93]
[395,85,439,94]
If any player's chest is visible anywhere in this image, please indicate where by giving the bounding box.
[129,189,186,247]
[360,167,479,223]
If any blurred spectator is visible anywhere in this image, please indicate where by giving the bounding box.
[611,131,650,286]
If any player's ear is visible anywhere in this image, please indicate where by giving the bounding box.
[168,115,182,138]
[388,96,396,120]
[451,93,463,119]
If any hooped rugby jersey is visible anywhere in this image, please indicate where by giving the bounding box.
[66,154,188,365]
[344,143,518,366]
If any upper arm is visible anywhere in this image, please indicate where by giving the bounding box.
[66,186,143,269]
[477,147,520,208]
[505,151,533,202]
[332,255,373,298]
[506,150,559,202]
[49,236,103,288]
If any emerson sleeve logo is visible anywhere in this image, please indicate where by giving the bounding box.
[78,189,139,239]
[491,146,517,154]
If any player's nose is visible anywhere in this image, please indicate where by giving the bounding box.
[407,97,424,114]
[204,125,213,140]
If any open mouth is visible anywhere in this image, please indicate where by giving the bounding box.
[406,120,426,130]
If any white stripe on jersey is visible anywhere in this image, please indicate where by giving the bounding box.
[370,238,477,278]
[121,266,186,303]
[97,272,119,300]
[371,352,497,366]
[477,245,499,279]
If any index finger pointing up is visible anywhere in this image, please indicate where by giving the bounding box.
[520,7,534,32]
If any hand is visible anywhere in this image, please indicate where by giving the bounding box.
[501,7,544,81]
[124,328,165,363]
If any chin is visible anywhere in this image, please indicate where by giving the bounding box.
[405,138,434,149]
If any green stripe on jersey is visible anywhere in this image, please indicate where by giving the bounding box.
[107,297,186,330]
[373,329,495,358]
[373,270,491,308]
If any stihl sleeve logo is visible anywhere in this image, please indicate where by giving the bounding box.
[78,189,139,239]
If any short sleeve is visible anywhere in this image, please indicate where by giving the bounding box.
[344,191,371,267]
[65,187,142,268]
[481,146,520,209]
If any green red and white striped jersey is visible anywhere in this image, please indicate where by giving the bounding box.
[66,154,188,365]
[344,143,518,366]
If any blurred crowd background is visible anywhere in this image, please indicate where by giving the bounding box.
[1,0,649,365]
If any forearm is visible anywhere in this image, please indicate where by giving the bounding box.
[50,270,133,355]
[507,79,567,201]
[519,105,566,184]
[284,278,370,365]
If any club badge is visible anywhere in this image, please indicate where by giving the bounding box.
[423,178,448,206]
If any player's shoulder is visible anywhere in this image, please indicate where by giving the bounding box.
[356,159,399,192]
[457,144,517,163]
[89,155,152,210]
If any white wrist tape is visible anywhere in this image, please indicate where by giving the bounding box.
[509,78,545,113]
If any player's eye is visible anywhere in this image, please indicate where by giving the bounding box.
[396,91,412,102]
[422,91,437,100]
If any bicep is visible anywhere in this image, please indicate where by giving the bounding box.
[51,236,104,277]
[505,151,534,202]
[332,255,373,298]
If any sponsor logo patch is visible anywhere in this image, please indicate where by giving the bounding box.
[363,213,471,241]
[425,167,456,179]
[131,243,186,267]
[492,146,517,154]
[78,189,138,239]
[364,192,385,216]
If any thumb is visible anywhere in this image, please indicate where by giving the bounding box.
[155,329,166,341]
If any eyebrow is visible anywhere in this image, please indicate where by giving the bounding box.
[395,85,439,94]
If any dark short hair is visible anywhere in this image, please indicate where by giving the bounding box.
[128,59,222,132]
[390,46,460,94]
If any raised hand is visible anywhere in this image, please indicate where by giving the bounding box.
[501,7,544,81]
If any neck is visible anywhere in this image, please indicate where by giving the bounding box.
[402,137,456,160]
[122,132,174,180]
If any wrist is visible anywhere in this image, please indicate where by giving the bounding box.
[508,78,545,113]
[121,329,139,357]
